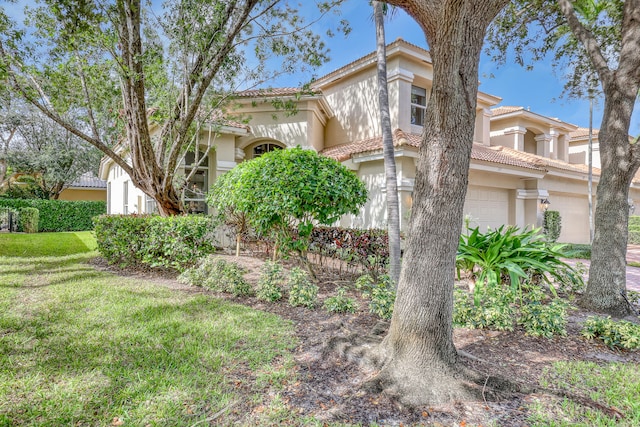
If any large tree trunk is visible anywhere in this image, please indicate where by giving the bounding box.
[582,87,639,316]
[374,1,402,286]
[373,0,509,405]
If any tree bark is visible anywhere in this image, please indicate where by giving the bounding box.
[374,1,402,286]
[372,0,510,405]
[558,0,640,316]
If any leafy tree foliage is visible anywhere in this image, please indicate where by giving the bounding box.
[0,0,345,215]
[5,109,101,199]
[207,147,367,270]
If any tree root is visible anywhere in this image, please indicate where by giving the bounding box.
[327,332,627,421]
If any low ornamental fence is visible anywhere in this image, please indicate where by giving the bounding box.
[0,207,18,232]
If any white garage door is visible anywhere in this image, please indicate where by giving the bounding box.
[548,193,590,244]
[463,186,509,232]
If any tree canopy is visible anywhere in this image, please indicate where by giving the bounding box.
[0,0,346,214]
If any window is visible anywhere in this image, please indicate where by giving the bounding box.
[145,195,157,214]
[411,85,427,126]
[253,143,282,158]
[123,181,129,214]
[184,150,209,214]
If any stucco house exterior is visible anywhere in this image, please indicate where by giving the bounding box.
[99,38,640,244]
[58,172,107,202]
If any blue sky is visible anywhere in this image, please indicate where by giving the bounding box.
[283,0,640,134]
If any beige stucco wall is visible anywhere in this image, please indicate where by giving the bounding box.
[58,188,106,202]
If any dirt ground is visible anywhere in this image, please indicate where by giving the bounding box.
[93,254,640,426]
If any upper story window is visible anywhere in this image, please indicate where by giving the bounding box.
[411,85,427,126]
[253,143,283,158]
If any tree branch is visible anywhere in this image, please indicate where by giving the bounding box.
[557,0,612,85]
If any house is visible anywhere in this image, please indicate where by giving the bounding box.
[99,38,640,244]
[58,172,107,202]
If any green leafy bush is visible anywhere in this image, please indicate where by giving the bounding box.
[559,243,591,259]
[453,287,516,331]
[367,282,395,320]
[582,316,640,350]
[256,261,285,302]
[543,210,562,243]
[287,267,318,308]
[355,274,395,320]
[178,256,252,296]
[18,207,39,233]
[94,214,217,271]
[518,299,568,338]
[323,287,358,313]
[0,198,105,231]
[457,225,583,300]
[208,147,367,264]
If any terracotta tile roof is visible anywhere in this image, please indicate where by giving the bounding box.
[491,106,524,116]
[321,129,419,162]
[321,129,608,176]
[234,87,318,98]
[471,144,545,171]
[570,127,600,139]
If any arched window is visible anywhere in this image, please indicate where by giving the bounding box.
[253,143,283,158]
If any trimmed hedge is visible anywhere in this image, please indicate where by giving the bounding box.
[629,216,640,244]
[18,207,39,233]
[93,214,217,271]
[543,210,561,243]
[0,199,106,231]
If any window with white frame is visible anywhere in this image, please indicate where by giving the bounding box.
[184,150,209,214]
[123,181,129,214]
[411,85,427,126]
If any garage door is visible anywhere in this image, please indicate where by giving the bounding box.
[463,186,509,232]
[548,193,590,244]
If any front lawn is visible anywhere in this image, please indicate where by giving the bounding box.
[0,231,97,257]
[0,249,296,426]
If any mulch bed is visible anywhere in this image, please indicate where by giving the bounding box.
[91,254,640,426]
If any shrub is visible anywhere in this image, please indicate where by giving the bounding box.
[543,210,562,242]
[0,199,105,231]
[287,267,318,308]
[518,299,568,338]
[178,256,252,296]
[309,226,389,276]
[18,207,39,233]
[323,287,358,313]
[558,243,591,259]
[582,316,640,350]
[453,287,516,331]
[457,225,583,300]
[367,282,395,320]
[256,261,285,302]
[94,214,217,271]
[207,147,367,265]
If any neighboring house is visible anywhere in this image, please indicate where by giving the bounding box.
[99,38,640,244]
[58,172,107,201]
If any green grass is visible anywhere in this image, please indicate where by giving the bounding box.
[530,361,640,426]
[0,247,298,426]
[0,231,97,257]
[558,243,591,259]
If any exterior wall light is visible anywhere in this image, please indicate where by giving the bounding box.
[540,198,551,212]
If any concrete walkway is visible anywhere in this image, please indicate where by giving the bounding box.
[566,245,640,292]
